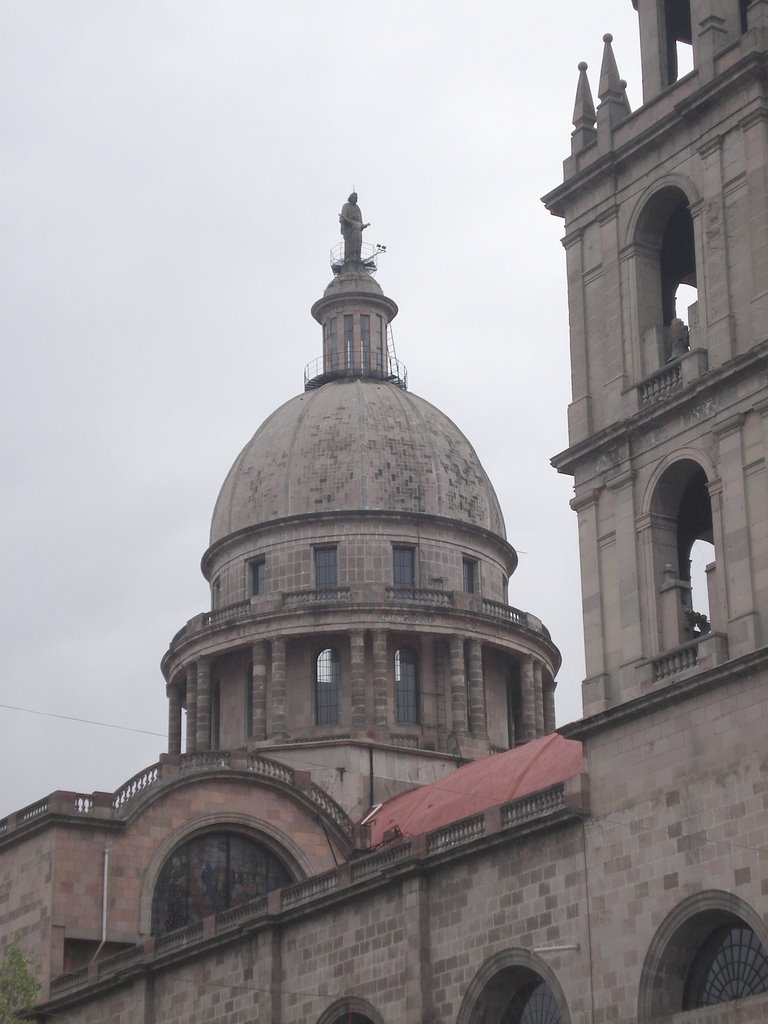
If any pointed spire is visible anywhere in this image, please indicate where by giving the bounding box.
[597,34,631,132]
[571,62,597,154]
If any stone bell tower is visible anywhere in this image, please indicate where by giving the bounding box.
[544,0,768,716]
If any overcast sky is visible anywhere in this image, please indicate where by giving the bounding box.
[1,1,643,817]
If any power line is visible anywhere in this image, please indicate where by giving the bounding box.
[0,703,164,738]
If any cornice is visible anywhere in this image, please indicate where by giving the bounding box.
[551,341,768,476]
[560,646,768,741]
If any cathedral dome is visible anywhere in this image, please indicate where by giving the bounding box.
[210,377,506,545]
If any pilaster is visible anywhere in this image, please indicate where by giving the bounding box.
[533,659,545,737]
[467,639,486,738]
[350,630,367,729]
[270,639,288,741]
[520,656,537,741]
[372,630,388,729]
[195,657,211,752]
[714,415,759,654]
[449,635,466,734]
[252,641,267,741]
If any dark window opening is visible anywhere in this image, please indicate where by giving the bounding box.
[660,199,697,329]
[249,558,265,597]
[395,647,419,724]
[393,546,415,587]
[361,314,370,372]
[315,647,340,725]
[344,314,354,369]
[151,832,292,936]
[501,980,563,1024]
[212,578,221,610]
[635,187,698,370]
[471,966,563,1024]
[315,546,338,588]
[507,666,522,748]
[664,0,693,84]
[463,557,478,593]
[740,0,750,34]
[683,925,768,1008]
[652,460,715,640]
[210,676,220,750]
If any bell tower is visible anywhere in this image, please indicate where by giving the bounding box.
[544,1,768,715]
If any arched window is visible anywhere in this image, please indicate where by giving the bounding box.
[500,980,563,1023]
[316,648,340,725]
[663,0,693,84]
[458,954,568,1024]
[651,460,715,645]
[634,187,698,374]
[151,831,292,936]
[638,892,768,1019]
[683,925,768,1007]
[395,647,419,724]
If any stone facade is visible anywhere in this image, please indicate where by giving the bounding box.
[3,3,768,1023]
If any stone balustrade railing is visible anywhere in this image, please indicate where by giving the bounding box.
[165,588,554,653]
[481,598,526,625]
[283,587,351,606]
[386,586,452,606]
[638,361,683,406]
[427,813,486,853]
[0,751,354,842]
[652,641,699,681]
[47,774,580,1000]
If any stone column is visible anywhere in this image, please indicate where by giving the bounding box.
[697,137,734,362]
[434,640,447,738]
[467,639,486,738]
[715,414,758,655]
[562,229,592,443]
[520,656,537,741]
[350,630,367,729]
[533,660,545,738]
[196,657,211,752]
[167,683,182,755]
[372,630,388,728]
[609,471,644,683]
[543,676,556,734]
[741,108,768,337]
[252,641,267,741]
[185,662,198,754]
[270,639,287,740]
[449,635,466,733]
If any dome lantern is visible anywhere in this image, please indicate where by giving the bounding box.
[306,194,405,390]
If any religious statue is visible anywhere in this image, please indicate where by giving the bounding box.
[339,192,369,262]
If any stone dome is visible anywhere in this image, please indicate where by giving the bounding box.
[210,377,506,545]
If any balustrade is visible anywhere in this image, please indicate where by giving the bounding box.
[652,641,699,681]
[112,765,160,810]
[639,362,683,406]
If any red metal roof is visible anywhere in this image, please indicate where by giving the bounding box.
[365,734,582,845]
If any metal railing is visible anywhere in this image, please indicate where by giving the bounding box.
[303,356,407,391]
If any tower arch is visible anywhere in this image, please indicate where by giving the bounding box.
[628,182,701,373]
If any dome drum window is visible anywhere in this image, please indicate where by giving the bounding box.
[316,647,340,726]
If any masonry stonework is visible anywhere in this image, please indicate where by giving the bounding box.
[3,4,768,1023]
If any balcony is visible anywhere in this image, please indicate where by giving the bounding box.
[166,587,553,657]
